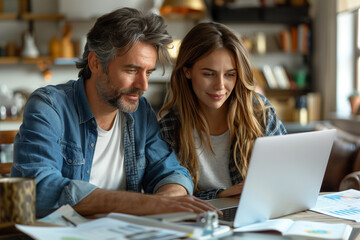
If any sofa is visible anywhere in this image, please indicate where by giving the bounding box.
[314,119,360,192]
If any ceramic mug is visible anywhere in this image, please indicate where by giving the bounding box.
[0,178,36,227]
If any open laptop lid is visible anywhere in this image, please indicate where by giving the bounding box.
[233,129,336,227]
[208,129,336,228]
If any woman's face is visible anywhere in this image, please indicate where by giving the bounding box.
[184,48,237,113]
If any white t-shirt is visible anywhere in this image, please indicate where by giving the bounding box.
[195,130,232,190]
[89,111,126,190]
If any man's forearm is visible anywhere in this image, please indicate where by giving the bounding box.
[73,188,219,216]
[73,188,148,216]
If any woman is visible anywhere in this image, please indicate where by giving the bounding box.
[158,22,287,200]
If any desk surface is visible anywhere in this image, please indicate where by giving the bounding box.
[2,207,360,240]
[280,209,360,228]
[220,210,360,240]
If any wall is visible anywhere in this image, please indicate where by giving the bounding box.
[311,0,337,119]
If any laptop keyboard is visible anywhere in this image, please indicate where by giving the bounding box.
[219,207,238,222]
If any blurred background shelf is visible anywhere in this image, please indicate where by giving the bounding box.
[0,57,19,64]
[212,6,310,24]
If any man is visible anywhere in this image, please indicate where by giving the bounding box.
[11,7,217,217]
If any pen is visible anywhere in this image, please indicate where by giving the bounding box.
[62,215,77,227]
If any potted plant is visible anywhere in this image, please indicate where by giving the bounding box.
[348,91,360,115]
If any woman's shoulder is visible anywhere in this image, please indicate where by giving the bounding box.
[159,108,179,125]
[158,108,180,148]
[254,93,288,136]
[253,92,272,107]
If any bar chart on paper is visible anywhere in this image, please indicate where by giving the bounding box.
[311,189,360,222]
[329,209,360,217]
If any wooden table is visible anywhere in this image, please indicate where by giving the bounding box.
[280,209,360,228]
[220,210,360,240]
[2,200,360,239]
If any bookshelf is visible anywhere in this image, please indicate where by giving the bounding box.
[211,3,317,123]
[0,0,66,65]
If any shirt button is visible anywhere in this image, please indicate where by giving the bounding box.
[68,159,72,163]
[91,143,94,147]
[92,120,95,124]
[87,170,90,174]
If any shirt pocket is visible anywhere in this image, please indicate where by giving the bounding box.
[61,142,85,179]
[136,151,146,170]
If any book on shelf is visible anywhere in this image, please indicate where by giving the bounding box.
[234,218,352,240]
[252,67,269,89]
[279,29,291,52]
[278,24,310,54]
[283,65,297,89]
[262,65,278,89]
[298,23,310,54]
[273,65,291,89]
[291,26,298,52]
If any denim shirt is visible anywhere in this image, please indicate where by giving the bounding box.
[11,77,193,217]
[159,93,287,200]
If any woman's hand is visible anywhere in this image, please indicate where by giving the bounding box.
[216,183,244,198]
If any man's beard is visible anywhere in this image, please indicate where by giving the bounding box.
[96,76,144,112]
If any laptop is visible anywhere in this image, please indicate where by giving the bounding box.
[207,129,336,228]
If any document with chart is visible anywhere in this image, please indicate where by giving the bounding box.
[16,217,192,240]
[311,189,360,222]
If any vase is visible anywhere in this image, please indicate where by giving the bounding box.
[22,32,39,58]
[349,95,360,115]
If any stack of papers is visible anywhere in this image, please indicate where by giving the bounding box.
[311,189,360,222]
[16,205,231,240]
[17,217,189,240]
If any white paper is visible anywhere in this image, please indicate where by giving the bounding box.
[311,189,360,222]
[286,221,352,240]
[37,204,88,226]
[108,212,203,237]
[16,217,187,240]
[234,219,352,240]
[234,219,293,233]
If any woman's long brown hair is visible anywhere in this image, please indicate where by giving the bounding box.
[159,22,268,192]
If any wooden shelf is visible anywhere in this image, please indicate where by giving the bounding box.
[0,13,65,21]
[22,57,52,64]
[0,57,52,65]
[0,57,20,64]
[21,13,65,21]
[265,88,309,97]
[0,57,79,65]
[0,13,17,20]
[0,11,66,65]
[0,116,22,123]
[211,6,310,24]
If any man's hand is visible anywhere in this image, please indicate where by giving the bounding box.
[216,183,244,198]
[146,194,221,215]
[154,184,222,216]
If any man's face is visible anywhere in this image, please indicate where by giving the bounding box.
[96,41,157,112]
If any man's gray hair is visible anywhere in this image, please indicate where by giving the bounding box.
[76,7,172,79]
